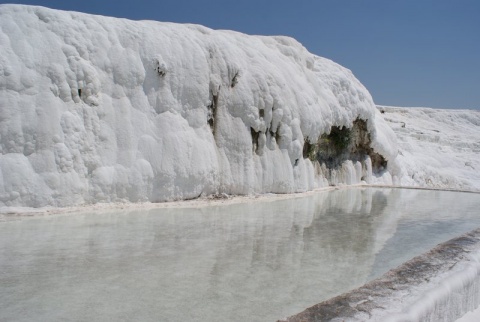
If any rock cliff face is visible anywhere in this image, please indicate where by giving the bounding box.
[0,5,398,207]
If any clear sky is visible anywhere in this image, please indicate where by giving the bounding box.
[2,0,479,109]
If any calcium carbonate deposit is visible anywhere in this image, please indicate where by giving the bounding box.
[1,5,480,210]
[0,4,400,208]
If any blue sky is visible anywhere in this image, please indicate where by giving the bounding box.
[2,0,479,109]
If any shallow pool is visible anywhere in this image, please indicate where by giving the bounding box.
[1,188,479,321]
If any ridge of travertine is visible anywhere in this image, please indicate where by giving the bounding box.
[1,4,398,207]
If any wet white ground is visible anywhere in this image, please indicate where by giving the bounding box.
[1,187,480,321]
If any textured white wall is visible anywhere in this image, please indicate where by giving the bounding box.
[0,5,398,207]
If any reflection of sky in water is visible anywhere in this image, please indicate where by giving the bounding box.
[0,188,479,322]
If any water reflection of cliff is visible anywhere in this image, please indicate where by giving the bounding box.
[1,188,399,322]
[2,189,480,321]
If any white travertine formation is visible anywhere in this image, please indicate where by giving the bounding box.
[1,4,399,207]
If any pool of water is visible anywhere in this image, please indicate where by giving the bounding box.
[1,188,479,321]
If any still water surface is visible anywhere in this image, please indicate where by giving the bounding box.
[1,188,480,321]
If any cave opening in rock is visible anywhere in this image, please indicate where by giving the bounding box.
[304,119,387,173]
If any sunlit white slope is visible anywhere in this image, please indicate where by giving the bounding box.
[379,106,480,191]
[0,5,398,207]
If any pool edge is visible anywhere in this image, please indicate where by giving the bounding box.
[280,227,480,322]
